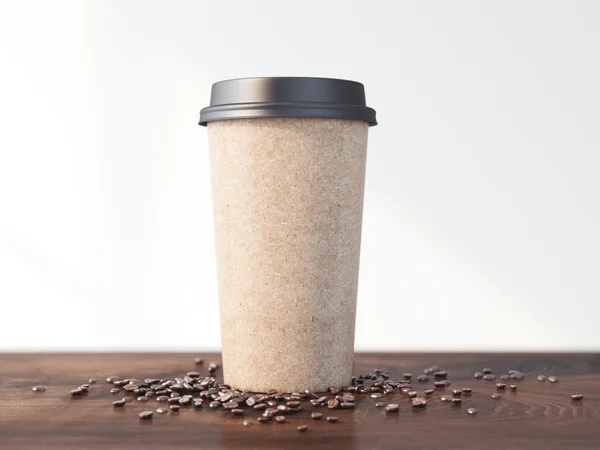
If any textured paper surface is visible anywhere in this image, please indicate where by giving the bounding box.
[207,118,369,392]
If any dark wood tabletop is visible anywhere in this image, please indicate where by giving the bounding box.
[1,353,599,449]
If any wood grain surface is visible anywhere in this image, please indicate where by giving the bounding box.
[1,353,599,449]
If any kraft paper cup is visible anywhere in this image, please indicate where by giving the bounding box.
[200,77,377,392]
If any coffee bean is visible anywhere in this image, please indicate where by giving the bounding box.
[124,384,138,392]
[139,411,153,420]
[327,399,340,409]
[434,371,447,380]
[179,397,191,406]
[231,408,244,416]
[257,417,270,423]
[510,373,525,380]
[286,401,301,408]
[253,403,267,410]
[156,408,168,414]
[326,416,339,423]
[375,402,385,407]
[193,399,204,408]
[32,386,46,392]
[209,401,221,409]
[340,402,355,409]
[462,388,472,394]
[371,378,386,390]
[474,372,484,379]
[451,398,462,405]
[311,412,323,420]
[407,391,418,398]
[113,400,126,407]
[383,385,394,394]
[277,405,291,413]
[371,393,383,399]
[417,375,429,382]
[424,389,434,396]
[571,394,583,401]
[220,393,233,403]
[452,389,463,397]
[169,405,180,412]
[491,394,501,399]
[275,416,286,423]
[434,380,451,388]
[482,368,492,374]
[499,374,510,380]
[305,390,319,399]
[403,373,412,380]
[168,397,181,404]
[385,404,399,413]
[467,408,478,415]
[71,389,85,396]
[106,376,121,384]
[412,398,427,408]
[440,395,453,402]
[424,365,441,375]
[496,383,506,390]
[122,397,133,403]
[137,396,149,402]
[194,357,204,365]
[537,375,546,382]
[88,379,96,384]
[483,374,496,381]
[548,376,559,383]
[509,385,518,391]
[156,395,169,402]
[297,425,308,432]
[342,393,355,402]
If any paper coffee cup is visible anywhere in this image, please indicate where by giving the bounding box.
[199,77,377,392]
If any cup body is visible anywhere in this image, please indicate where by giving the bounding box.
[208,117,369,392]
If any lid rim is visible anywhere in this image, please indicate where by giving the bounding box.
[199,101,377,127]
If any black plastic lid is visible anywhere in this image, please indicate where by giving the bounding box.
[199,77,377,127]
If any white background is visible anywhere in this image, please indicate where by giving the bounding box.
[0,0,599,351]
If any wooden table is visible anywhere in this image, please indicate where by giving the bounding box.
[1,353,599,449]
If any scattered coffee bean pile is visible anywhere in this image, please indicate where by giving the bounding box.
[49,360,581,431]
